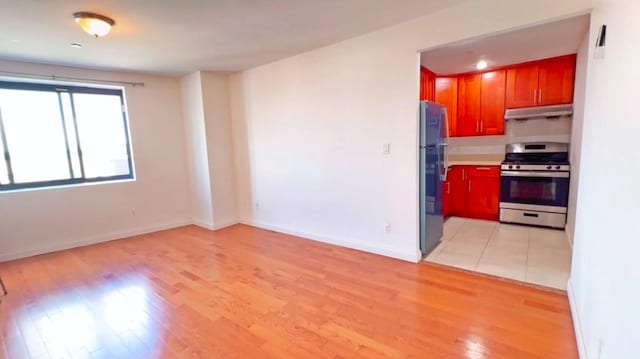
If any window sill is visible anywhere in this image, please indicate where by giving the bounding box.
[0,177,136,194]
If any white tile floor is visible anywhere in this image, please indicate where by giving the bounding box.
[425,217,572,290]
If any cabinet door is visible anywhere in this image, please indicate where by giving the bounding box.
[457,74,481,137]
[435,77,458,137]
[443,175,451,217]
[480,70,506,135]
[538,55,576,106]
[448,166,468,215]
[466,167,500,220]
[420,67,436,101]
[505,64,539,108]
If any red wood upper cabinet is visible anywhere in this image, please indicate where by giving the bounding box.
[538,55,576,106]
[435,77,458,137]
[420,67,436,101]
[505,64,539,108]
[480,70,506,135]
[457,74,481,137]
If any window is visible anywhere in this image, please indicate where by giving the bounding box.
[0,80,134,191]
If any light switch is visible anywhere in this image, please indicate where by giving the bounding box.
[383,143,391,155]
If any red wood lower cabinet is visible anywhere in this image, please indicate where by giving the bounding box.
[443,165,500,221]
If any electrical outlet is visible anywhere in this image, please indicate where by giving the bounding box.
[131,208,136,217]
[384,223,391,233]
[255,202,260,211]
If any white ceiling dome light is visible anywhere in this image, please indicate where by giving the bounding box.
[73,12,115,38]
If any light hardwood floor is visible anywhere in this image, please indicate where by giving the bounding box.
[0,224,578,358]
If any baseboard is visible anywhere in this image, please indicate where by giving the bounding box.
[192,219,238,230]
[568,278,588,359]
[241,220,420,263]
[192,219,215,230]
[0,219,193,263]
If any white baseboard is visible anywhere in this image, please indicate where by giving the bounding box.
[1,218,418,264]
[0,219,192,263]
[192,219,215,230]
[568,278,588,359]
[192,219,238,230]
[241,220,421,263]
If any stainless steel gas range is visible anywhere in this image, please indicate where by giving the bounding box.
[499,142,570,229]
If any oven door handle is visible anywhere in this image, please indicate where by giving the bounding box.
[501,171,570,178]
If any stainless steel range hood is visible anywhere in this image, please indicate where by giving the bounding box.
[504,104,573,120]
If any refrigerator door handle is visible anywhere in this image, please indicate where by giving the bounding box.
[439,108,449,181]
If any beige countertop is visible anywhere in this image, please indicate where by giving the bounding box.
[447,154,503,167]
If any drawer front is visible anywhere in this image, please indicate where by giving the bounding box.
[468,166,500,177]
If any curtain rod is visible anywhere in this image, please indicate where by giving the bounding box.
[0,70,145,87]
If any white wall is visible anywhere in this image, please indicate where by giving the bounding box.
[181,71,237,229]
[229,0,593,261]
[569,0,640,358]
[448,117,574,155]
[0,60,191,261]
[181,72,214,228]
[566,31,590,246]
[200,72,237,228]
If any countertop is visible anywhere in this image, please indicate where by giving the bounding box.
[447,160,502,166]
[446,154,503,167]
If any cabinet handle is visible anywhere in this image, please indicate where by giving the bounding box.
[533,89,537,104]
[476,167,491,170]
[447,182,451,194]
[480,120,483,133]
[539,89,543,104]
[468,180,471,192]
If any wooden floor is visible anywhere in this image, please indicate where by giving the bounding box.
[0,224,578,358]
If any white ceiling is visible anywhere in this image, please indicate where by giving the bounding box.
[421,15,590,75]
[0,0,465,75]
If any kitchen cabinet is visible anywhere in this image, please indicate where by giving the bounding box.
[465,166,500,220]
[443,175,451,217]
[480,70,506,135]
[420,66,436,101]
[537,55,576,105]
[444,166,468,217]
[455,71,506,137]
[505,64,539,108]
[456,74,481,137]
[443,165,500,221]
[506,54,576,108]
[435,77,458,137]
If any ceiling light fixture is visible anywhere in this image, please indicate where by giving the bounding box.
[476,60,488,70]
[73,12,115,38]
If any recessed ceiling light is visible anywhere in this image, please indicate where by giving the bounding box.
[476,60,487,70]
[73,12,115,38]
[71,42,83,48]
[476,60,488,70]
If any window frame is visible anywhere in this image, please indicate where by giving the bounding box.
[0,80,135,192]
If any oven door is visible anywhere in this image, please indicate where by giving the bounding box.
[500,171,570,208]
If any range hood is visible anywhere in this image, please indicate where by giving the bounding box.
[504,104,573,120]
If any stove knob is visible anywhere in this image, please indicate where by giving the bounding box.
[508,165,513,169]
[555,165,561,170]
[547,165,552,170]
[516,165,521,169]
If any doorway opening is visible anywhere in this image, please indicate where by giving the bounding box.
[418,14,590,290]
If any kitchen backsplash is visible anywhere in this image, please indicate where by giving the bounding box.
[448,116,572,155]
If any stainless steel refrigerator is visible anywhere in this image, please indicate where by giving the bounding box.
[419,101,448,256]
